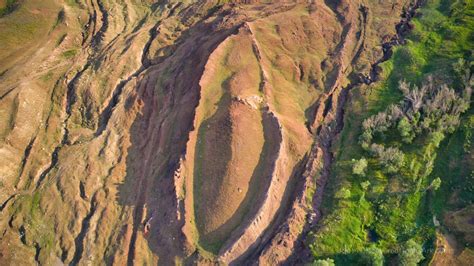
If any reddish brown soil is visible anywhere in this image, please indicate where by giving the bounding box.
[0,1,415,265]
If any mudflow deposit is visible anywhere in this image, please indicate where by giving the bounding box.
[1,0,470,265]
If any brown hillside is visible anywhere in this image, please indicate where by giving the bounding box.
[0,0,412,264]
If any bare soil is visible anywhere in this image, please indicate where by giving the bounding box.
[0,1,417,265]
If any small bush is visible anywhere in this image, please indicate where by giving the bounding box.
[353,158,368,176]
[360,245,384,266]
[335,187,351,199]
[398,117,415,143]
[429,177,441,191]
[361,180,371,191]
[312,258,335,266]
[398,239,424,266]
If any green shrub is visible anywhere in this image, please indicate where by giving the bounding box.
[398,117,415,143]
[335,187,351,200]
[312,258,335,266]
[361,180,371,191]
[429,177,441,191]
[360,245,384,266]
[375,146,405,174]
[398,240,424,266]
[353,158,368,176]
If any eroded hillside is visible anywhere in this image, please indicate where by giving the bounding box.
[1,0,458,265]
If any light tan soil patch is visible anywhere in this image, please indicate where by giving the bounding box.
[195,101,265,250]
[432,232,460,266]
[432,231,474,266]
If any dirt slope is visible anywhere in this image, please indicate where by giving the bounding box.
[0,0,412,264]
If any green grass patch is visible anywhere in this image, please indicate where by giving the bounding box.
[430,109,474,214]
[308,0,474,264]
[62,49,77,59]
[0,0,62,72]
[8,192,55,262]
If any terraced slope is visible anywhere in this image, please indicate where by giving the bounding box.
[0,0,416,264]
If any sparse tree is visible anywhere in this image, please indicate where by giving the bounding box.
[399,80,411,96]
[372,112,390,133]
[360,130,373,150]
[359,180,371,201]
[335,187,351,199]
[429,131,445,148]
[353,158,368,176]
[411,112,422,134]
[439,114,461,133]
[429,177,441,191]
[387,105,404,121]
[453,58,472,89]
[361,180,371,191]
[398,117,415,143]
[399,239,424,266]
[379,147,405,174]
[463,86,472,102]
[363,112,393,135]
[360,245,384,266]
[369,143,385,157]
[420,116,433,130]
[403,84,427,113]
[370,145,404,174]
[312,258,335,266]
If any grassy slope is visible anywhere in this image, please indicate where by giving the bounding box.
[430,108,473,240]
[192,37,233,254]
[0,0,62,73]
[251,5,321,157]
[308,0,473,264]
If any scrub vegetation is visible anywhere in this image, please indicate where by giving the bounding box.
[308,0,473,264]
